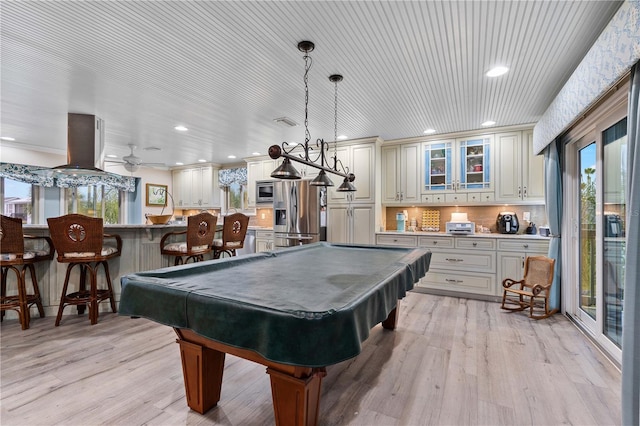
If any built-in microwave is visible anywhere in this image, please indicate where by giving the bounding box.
[256,180,275,204]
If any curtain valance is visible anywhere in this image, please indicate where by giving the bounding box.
[533,1,640,154]
[218,167,247,188]
[0,162,136,192]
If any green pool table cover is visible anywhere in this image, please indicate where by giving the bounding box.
[119,242,431,367]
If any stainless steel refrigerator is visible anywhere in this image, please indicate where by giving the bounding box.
[273,180,326,248]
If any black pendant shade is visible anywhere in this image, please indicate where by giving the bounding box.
[270,158,301,179]
[336,177,356,192]
[309,170,334,186]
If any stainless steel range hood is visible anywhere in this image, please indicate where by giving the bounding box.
[49,113,108,175]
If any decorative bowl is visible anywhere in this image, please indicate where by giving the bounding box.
[146,214,172,225]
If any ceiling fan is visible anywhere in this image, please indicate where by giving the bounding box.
[105,144,166,172]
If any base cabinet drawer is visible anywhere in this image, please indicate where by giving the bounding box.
[418,270,495,295]
[376,234,417,247]
[429,250,495,273]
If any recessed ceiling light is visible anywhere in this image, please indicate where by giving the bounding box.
[174,125,188,131]
[198,159,206,163]
[106,154,118,158]
[175,162,184,166]
[481,120,496,126]
[227,155,236,159]
[423,129,436,134]
[486,66,509,77]
[252,152,261,156]
[337,135,348,140]
[0,136,16,141]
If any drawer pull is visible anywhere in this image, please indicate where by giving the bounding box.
[433,241,438,245]
[472,242,477,247]
[445,258,464,262]
[524,244,529,248]
[445,278,463,283]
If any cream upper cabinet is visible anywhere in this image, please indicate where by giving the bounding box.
[327,142,375,204]
[171,165,220,208]
[495,130,544,203]
[421,135,494,203]
[381,143,421,204]
[246,158,277,208]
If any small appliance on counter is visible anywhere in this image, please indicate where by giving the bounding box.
[525,222,537,235]
[539,226,550,237]
[446,212,475,235]
[396,212,406,232]
[497,212,519,234]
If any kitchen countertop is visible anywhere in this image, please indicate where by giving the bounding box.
[376,230,550,240]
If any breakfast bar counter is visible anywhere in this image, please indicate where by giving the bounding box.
[13,224,190,319]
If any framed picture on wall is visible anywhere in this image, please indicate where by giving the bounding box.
[146,183,168,207]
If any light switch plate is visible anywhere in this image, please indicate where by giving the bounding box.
[523,211,531,221]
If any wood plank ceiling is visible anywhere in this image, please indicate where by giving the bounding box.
[0,1,622,167]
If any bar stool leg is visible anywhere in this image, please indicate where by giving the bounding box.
[26,264,45,318]
[1,267,7,322]
[56,263,75,326]
[101,260,117,313]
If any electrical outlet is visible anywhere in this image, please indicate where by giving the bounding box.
[523,211,531,221]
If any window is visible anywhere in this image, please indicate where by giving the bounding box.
[224,182,248,214]
[1,178,34,223]
[65,185,121,224]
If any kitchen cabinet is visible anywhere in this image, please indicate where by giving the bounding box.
[327,141,376,205]
[246,158,277,207]
[416,236,497,296]
[421,135,494,202]
[375,233,550,298]
[255,229,274,252]
[172,166,221,208]
[497,239,550,290]
[495,130,544,203]
[328,204,374,245]
[381,143,421,204]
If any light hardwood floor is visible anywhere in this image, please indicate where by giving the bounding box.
[0,292,621,426]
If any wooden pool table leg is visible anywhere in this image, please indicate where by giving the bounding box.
[267,367,326,426]
[176,338,225,414]
[381,300,401,330]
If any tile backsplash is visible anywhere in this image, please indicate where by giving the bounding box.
[384,205,547,234]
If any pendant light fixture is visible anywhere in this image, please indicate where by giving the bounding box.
[269,41,356,191]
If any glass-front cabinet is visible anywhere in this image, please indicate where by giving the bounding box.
[424,140,454,192]
[458,137,491,190]
[423,136,493,201]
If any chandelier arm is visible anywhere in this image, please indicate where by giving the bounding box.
[269,144,354,181]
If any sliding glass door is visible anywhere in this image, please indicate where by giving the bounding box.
[565,106,627,360]
[602,119,627,347]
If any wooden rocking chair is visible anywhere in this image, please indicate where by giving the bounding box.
[501,255,557,319]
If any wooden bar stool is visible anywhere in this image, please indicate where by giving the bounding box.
[1,215,54,330]
[160,212,218,266]
[212,213,249,259]
[47,214,122,326]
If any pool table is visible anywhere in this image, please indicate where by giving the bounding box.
[119,242,431,426]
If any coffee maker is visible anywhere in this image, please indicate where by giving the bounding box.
[497,212,519,234]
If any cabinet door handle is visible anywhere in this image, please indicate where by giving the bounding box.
[518,186,522,197]
[445,278,463,283]
[400,191,404,200]
[523,186,528,197]
[445,258,464,262]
